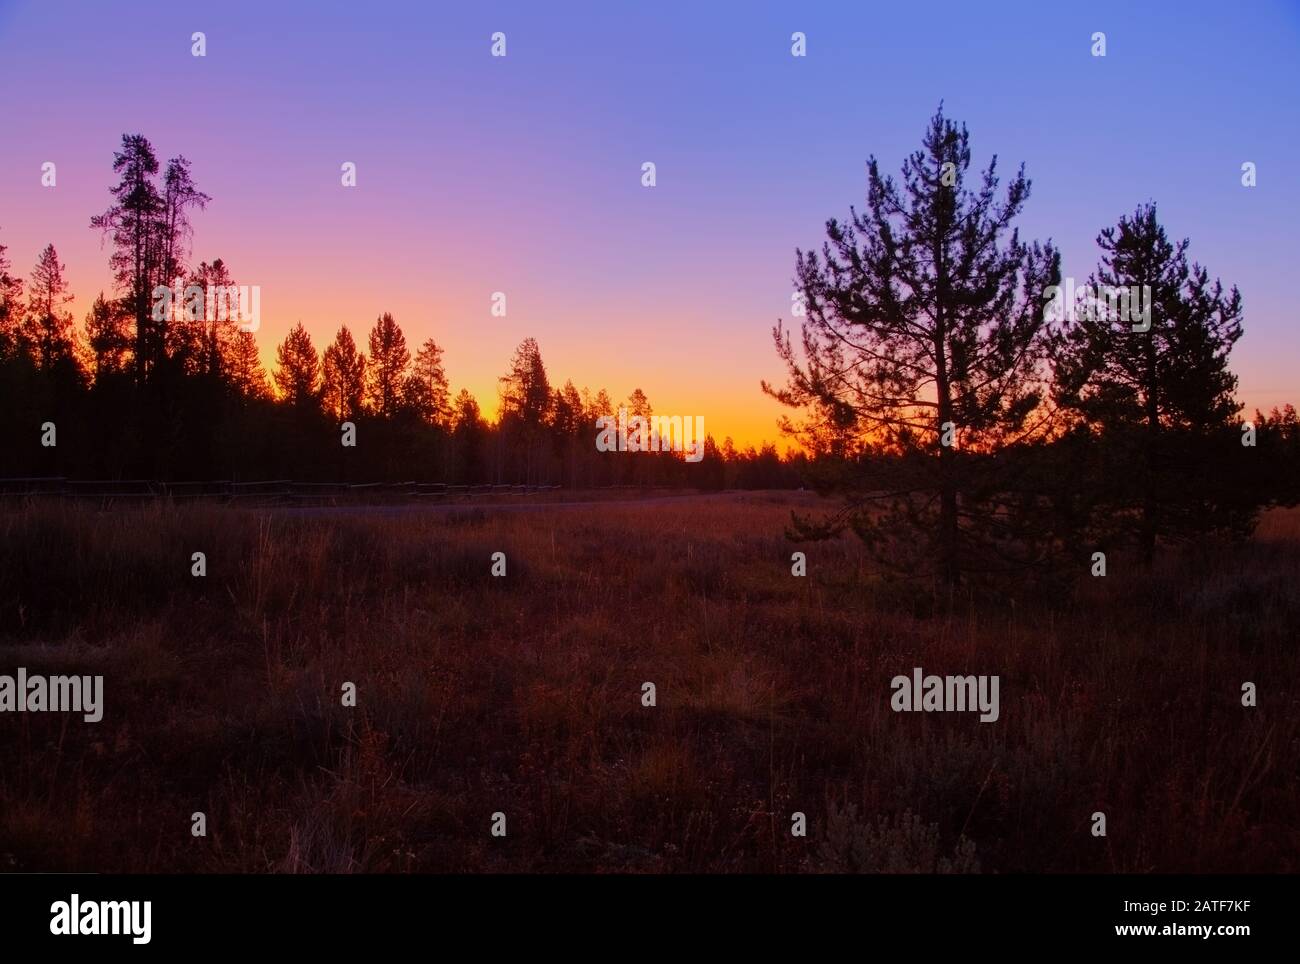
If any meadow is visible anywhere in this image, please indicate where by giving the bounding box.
[0,491,1295,873]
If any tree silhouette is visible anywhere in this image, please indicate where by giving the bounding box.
[366,313,410,417]
[626,387,651,417]
[1053,204,1247,557]
[83,293,131,379]
[764,107,1060,585]
[451,387,487,481]
[186,258,236,379]
[551,380,584,437]
[227,329,269,400]
[588,388,614,423]
[0,233,23,359]
[404,337,451,425]
[91,135,163,381]
[499,337,551,426]
[24,244,76,372]
[497,337,552,483]
[273,322,321,408]
[1,125,1286,507]
[158,156,209,285]
[322,325,366,421]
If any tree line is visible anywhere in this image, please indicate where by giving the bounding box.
[2,118,1296,582]
[0,133,794,488]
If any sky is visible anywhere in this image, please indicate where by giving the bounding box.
[1,0,1297,449]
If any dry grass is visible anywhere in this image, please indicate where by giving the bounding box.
[0,492,1296,873]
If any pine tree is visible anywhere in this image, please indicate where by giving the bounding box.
[551,380,585,437]
[498,337,551,426]
[158,156,209,285]
[0,232,23,359]
[497,337,553,483]
[365,313,410,417]
[91,134,163,381]
[626,387,652,418]
[227,329,269,399]
[403,337,451,425]
[322,325,366,420]
[1052,204,1247,557]
[24,243,76,371]
[83,292,132,378]
[273,322,321,408]
[763,107,1060,585]
[451,388,486,482]
[183,258,236,379]
[587,388,614,424]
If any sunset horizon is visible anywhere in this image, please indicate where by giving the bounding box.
[3,0,1297,453]
[2,0,1297,948]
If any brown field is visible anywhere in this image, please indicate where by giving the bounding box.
[0,492,1296,873]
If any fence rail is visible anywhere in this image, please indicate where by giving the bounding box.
[0,478,564,505]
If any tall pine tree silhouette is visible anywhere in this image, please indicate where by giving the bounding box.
[765,107,1060,585]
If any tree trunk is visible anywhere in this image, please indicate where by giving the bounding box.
[934,225,960,587]
[1141,332,1160,564]
[935,330,959,586]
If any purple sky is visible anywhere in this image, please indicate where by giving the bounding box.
[1,0,1297,445]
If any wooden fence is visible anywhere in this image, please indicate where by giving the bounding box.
[0,478,565,506]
